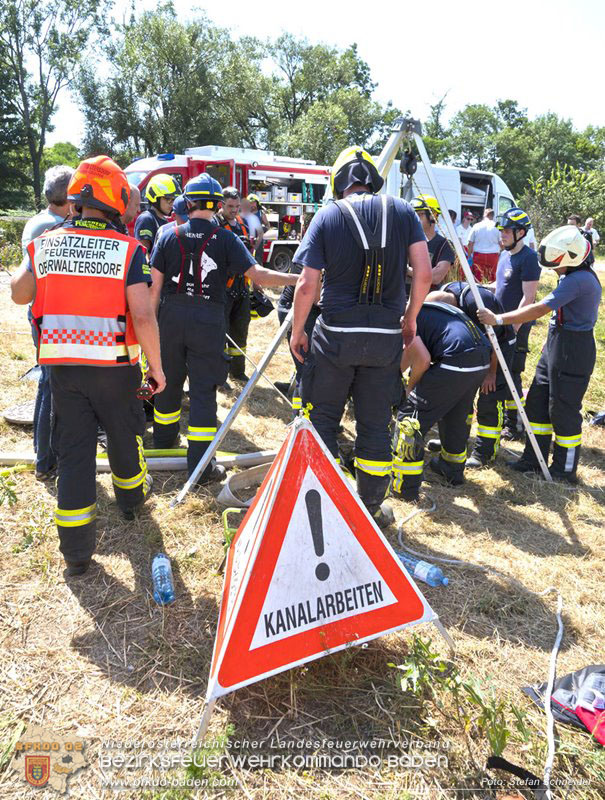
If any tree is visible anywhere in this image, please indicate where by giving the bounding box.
[527,113,581,179]
[41,141,79,172]
[79,8,269,159]
[423,94,451,164]
[0,0,109,207]
[0,63,28,209]
[78,13,398,167]
[448,104,499,171]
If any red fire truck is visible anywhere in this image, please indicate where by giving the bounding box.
[124,145,331,271]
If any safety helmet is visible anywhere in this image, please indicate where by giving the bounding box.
[172,194,189,221]
[411,194,441,218]
[145,173,178,205]
[331,146,384,197]
[497,207,531,232]
[67,155,130,217]
[183,173,224,209]
[247,193,261,204]
[538,225,591,269]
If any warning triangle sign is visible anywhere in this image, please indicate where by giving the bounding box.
[206,418,436,700]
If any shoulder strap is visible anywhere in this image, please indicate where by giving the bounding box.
[335,194,394,305]
[423,300,485,344]
[174,224,219,295]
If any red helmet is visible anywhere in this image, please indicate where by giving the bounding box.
[68,156,130,216]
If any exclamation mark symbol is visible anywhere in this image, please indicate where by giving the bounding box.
[305,489,330,581]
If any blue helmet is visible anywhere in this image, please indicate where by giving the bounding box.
[183,173,224,209]
[172,194,189,220]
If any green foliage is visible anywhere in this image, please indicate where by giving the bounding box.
[420,97,605,201]
[390,635,535,758]
[41,141,79,172]
[519,164,605,242]
[0,0,109,207]
[0,475,18,506]
[0,217,26,270]
[78,10,399,166]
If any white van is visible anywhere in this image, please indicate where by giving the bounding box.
[383,161,516,225]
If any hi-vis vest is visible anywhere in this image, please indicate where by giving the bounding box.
[29,224,141,367]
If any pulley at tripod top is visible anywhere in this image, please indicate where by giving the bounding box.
[400,151,418,178]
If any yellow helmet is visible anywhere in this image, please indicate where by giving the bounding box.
[411,194,441,218]
[538,225,591,269]
[330,146,384,197]
[145,173,178,205]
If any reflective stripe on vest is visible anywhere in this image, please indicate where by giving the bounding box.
[29,225,141,367]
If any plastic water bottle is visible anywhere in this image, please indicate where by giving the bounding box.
[152,553,175,605]
[396,552,449,587]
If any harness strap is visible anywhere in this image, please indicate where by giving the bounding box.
[174,224,219,295]
[336,194,393,306]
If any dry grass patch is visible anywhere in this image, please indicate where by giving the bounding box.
[0,271,604,799]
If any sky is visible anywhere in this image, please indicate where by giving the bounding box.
[48,0,605,147]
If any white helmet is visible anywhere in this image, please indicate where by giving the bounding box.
[538,225,591,269]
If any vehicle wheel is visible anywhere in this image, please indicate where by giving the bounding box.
[270,246,294,273]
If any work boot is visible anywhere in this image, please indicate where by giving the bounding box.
[64,559,92,577]
[370,502,395,529]
[507,458,540,474]
[429,456,465,486]
[230,373,249,384]
[219,380,233,393]
[501,426,522,441]
[427,438,441,453]
[35,465,57,481]
[465,453,489,469]
[196,463,227,486]
[391,484,421,503]
[122,473,153,521]
[546,469,579,486]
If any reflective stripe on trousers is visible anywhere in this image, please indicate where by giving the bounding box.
[54,503,97,528]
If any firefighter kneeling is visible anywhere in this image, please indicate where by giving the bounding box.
[11,156,165,576]
[427,281,517,467]
[392,302,491,501]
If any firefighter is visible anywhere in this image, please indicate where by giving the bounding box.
[427,281,517,467]
[149,173,298,482]
[410,195,455,289]
[478,225,602,484]
[493,207,541,439]
[10,156,165,576]
[215,186,254,382]
[392,302,491,500]
[135,173,178,252]
[290,146,433,526]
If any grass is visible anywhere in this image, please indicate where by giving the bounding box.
[0,263,604,799]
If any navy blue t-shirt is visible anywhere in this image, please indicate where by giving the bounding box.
[495,245,541,311]
[135,209,167,250]
[293,193,425,315]
[442,281,512,343]
[150,217,255,304]
[416,303,489,361]
[543,267,602,331]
